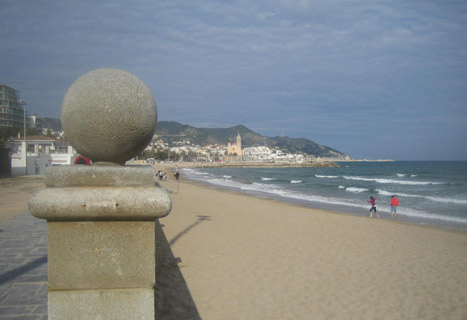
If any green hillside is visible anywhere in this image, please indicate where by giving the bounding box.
[155,121,347,158]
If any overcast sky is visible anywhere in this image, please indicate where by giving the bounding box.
[2,0,466,160]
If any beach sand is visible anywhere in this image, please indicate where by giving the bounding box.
[2,170,466,319]
[159,173,467,320]
[0,175,45,223]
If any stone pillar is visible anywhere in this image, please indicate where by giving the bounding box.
[29,68,171,320]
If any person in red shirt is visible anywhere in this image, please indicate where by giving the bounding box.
[391,195,399,220]
[367,196,379,218]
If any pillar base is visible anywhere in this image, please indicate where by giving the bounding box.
[49,288,154,320]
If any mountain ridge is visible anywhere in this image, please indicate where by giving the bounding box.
[155,121,348,158]
[39,118,348,158]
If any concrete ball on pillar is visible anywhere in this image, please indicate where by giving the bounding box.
[61,68,157,165]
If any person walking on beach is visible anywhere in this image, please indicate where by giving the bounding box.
[368,196,379,218]
[391,195,399,220]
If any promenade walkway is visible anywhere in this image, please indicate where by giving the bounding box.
[0,172,199,320]
[0,213,48,320]
[0,214,200,320]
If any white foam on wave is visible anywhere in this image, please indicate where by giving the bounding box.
[376,189,467,205]
[338,186,345,189]
[261,177,276,181]
[205,178,248,189]
[346,187,368,193]
[291,180,303,184]
[194,173,367,209]
[315,175,339,179]
[183,168,211,176]
[343,176,443,185]
[223,175,232,179]
[396,173,406,177]
[182,168,467,225]
[398,207,467,224]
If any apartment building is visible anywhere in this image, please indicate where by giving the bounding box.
[0,83,27,128]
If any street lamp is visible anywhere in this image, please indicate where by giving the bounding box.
[21,100,27,174]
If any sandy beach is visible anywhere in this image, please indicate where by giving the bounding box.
[0,175,45,223]
[159,167,467,319]
[1,169,466,319]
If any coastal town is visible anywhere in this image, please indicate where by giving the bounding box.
[1,81,350,176]
[5,123,350,176]
[146,132,351,165]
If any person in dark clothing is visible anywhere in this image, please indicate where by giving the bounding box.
[367,196,379,218]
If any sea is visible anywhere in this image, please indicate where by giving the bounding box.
[181,161,467,231]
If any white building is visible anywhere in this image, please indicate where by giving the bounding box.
[243,146,273,161]
[9,136,78,175]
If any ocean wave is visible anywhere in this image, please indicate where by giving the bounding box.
[261,177,276,181]
[397,208,467,224]
[291,180,303,184]
[376,189,467,205]
[396,173,406,177]
[315,175,339,179]
[343,176,443,185]
[346,187,368,193]
[338,186,345,189]
[183,169,211,176]
[196,175,365,209]
[182,168,467,225]
[209,178,467,224]
[223,175,232,179]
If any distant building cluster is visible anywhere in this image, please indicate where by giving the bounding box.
[1,83,349,175]
[148,133,350,163]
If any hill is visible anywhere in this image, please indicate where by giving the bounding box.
[40,117,62,131]
[155,121,347,158]
[38,118,348,158]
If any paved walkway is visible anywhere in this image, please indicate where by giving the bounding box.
[0,210,199,320]
[0,213,48,320]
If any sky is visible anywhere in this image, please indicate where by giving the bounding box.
[1,0,466,160]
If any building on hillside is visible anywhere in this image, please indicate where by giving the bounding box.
[227,133,243,156]
[30,114,42,131]
[0,83,28,128]
[243,146,273,161]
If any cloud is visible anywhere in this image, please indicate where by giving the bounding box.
[1,0,466,159]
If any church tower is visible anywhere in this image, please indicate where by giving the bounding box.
[236,133,242,150]
[227,132,243,157]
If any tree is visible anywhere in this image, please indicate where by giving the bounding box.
[0,127,37,142]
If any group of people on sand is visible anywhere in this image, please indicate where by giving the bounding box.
[367,195,399,220]
[156,168,181,181]
[156,170,168,180]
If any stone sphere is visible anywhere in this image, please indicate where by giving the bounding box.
[61,68,157,165]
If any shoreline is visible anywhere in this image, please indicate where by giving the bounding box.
[2,168,466,318]
[182,176,467,234]
[159,170,467,319]
[151,160,341,168]
[158,162,467,233]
